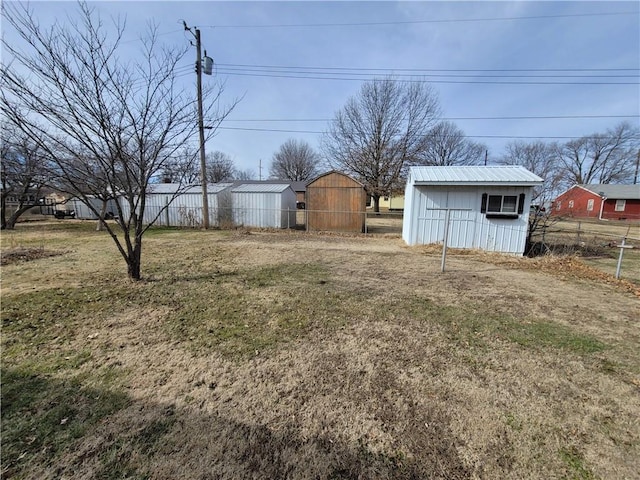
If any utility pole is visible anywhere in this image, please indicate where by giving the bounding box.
[184,21,211,228]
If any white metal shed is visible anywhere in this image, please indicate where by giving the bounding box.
[231,183,297,229]
[72,197,118,220]
[402,166,543,254]
[119,183,233,227]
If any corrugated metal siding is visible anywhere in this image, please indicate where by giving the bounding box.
[118,183,233,227]
[232,188,296,228]
[72,198,118,220]
[143,192,225,227]
[410,165,543,185]
[402,185,532,254]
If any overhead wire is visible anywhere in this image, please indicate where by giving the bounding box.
[216,126,640,140]
[200,11,638,28]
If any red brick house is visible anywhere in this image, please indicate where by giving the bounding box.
[552,184,640,221]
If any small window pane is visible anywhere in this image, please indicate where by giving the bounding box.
[487,195,502,212]
[587,199,594,211]
[503,196,517,213]
[615,199,626,211]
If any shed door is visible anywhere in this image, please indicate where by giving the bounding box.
[415,188,476,248]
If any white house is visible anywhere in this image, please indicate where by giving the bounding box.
[402,166,543,255]
[231,183,297,229]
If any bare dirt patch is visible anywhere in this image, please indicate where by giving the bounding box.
[0,247,66,266]
[2,226,639,479]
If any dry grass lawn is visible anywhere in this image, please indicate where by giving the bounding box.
[1,221,639,479]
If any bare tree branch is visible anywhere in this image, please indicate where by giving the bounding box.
[322,78,441,211]
[1,1,239,279]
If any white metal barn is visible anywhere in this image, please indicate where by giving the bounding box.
[231,183,297,229]
[72,197,118,220]
[118,183,233,227]
[402,166,543,255]
[145,183,233,227]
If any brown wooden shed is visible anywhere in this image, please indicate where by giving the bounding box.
[305,171,367,233]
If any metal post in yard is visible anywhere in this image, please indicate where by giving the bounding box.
[441,208,451,273]
[615,237,634,279]
[576,221,582,244]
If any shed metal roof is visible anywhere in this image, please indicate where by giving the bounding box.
[231,183,292,193]
[580,184,640,200]
[409,165,543,186]
[148,183,233,194]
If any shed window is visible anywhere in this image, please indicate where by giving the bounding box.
[615,199,626,212]
[487,195,518,214]
[568,200,574,209]
[587,199,594,211]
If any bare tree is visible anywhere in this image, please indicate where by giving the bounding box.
[206,151,237,183]
[419,121,486,166]
[160,150,236,184]
[558,122,639,187]
[160,147,201,184]
[0,126,49,229]
[234,168,256,181]
[322,78,441,212]
[269,139,319,181]
[1,2,238,280]
[500,140,563,250]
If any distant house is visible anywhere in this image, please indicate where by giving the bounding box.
[377,193,405,211]
[552,184,640,221]
[402,165,543,255]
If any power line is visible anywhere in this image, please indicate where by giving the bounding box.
[217,63,639,74]
[217,126,640,140]
[213,70,639,85]
[224,115,640,122]
[202,11,638,28]
[215,66,636,79]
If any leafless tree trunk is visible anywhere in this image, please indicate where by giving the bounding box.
[1,2,238,279]
[322,78,441,212]
[269,139,320,181]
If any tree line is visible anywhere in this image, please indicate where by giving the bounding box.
[2,2,638,279]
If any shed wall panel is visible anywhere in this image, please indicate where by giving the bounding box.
[306,172,366,232]
[403,184,532,254]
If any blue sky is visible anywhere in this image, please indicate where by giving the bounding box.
[3,1,639,177]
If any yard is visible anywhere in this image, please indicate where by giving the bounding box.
[2,221,639,479]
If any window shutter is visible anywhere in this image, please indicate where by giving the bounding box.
[518,193,525,214]
[481,193,487,213]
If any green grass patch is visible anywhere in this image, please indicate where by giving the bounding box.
[94,413,176,480]
[505,321,606,354]
[402,296,606,354]
[162,262,354,357]
[1,285,136,357]
[1,368,130,478]
[559,446,596,480]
